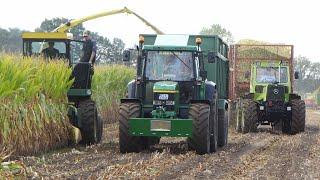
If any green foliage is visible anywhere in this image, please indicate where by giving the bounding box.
[294,56,320,94]
[0,28,24,53]
[0,54,72,155]
[92,65,135,118]
[200,24,234,44]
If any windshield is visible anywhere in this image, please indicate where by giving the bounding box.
[70,41,84,64]
[23,41,67,59]
[256,67,288,83]
[145,51,194,81]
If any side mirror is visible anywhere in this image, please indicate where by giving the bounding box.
[123,49,131,62]
[294,71,299,79]
[244,71,250,79]
[208,52,218,63]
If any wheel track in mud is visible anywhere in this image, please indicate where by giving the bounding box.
[245,112,320,179]
[22,111,319,179]
[157,131,281,179]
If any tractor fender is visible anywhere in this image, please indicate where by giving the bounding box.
[205,81,217,104]
[120,98,141,104]
[127,79,136,98]
[289,93,301,101]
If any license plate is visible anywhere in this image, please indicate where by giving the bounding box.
[151,120,171,131]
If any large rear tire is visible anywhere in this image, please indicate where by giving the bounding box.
[189,103,211,155]
[290,99,306,134]
[218,109,228,147]
[119,103,146,153]
[241,99,258,133]
[78,99,101,145]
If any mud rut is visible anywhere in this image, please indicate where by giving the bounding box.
[21,110,320,179]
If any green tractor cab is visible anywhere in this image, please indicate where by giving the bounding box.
[236,59,305,134]
[22,32,103,144]
[119,34,229,154]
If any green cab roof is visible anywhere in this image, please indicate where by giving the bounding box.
[143,45,197,51]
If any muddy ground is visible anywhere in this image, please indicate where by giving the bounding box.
[19,110,320,179]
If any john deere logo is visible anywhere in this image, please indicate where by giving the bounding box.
[273,89,279,94]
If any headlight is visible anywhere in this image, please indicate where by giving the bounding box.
[166,101,175,105]
[153,100,162,105]
[153,100,175,106]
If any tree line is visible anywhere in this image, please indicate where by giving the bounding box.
[0,22,319,93]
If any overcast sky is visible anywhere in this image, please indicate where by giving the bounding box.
[1,0,319,61]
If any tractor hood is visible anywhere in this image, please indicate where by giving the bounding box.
[153,81,179,93]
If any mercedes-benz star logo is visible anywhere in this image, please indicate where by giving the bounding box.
[273,89,279,94]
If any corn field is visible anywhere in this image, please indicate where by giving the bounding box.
[92,65,135,124]
[0,54,73,156]
[0,54,135,157]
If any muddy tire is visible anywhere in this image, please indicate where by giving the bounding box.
[147,137,161,146]
[97,115,103,142]
[119,103,145,153]
[290,99,306,134]
[78,99,101,145]
[209,92,218,153]
[241,99,258,133]
[189,103,211,155]
[218,109,228,147]
[236,105,242,133]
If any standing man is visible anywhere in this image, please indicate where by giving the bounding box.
[81,30,97,64]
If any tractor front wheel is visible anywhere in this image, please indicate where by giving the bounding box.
[119,103,146,153]
[290,99,306,134]
[218,109,228,147]
[189,103,211,155]
[241,99,258,133]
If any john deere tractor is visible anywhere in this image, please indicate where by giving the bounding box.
[119,34,229,154]
[22,32,102,144]
[236,60,305,134]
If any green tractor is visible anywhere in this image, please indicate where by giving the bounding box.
[119,34,229,154]
[22,32,103,144]
[236,60,305,134]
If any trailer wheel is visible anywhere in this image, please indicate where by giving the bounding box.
[97,115,103,142]
[218,109,228,147]
[241,99,258,133]
[189,103,211,155]
[119,103,145,153]
[290,99,306,134]
[236,105,242,133]
[78,99,101,145]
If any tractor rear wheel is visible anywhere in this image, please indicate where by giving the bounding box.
[241,99,258,133]
[290,99,306,134]
[119,102,145,153]
[189,103,211,155]
[218,109,228,147]
[78,99,101,145]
